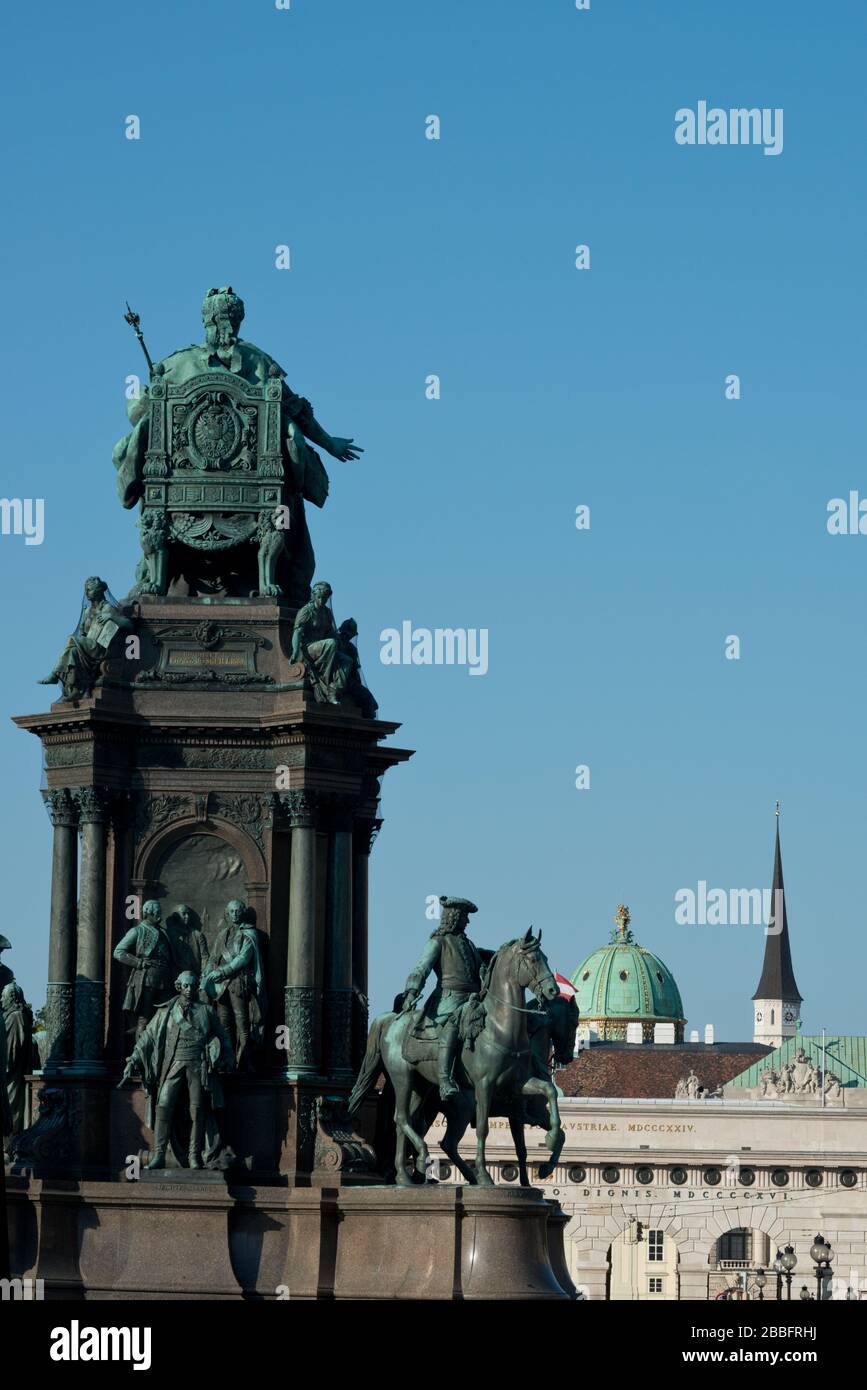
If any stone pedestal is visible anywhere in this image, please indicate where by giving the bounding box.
[7,595,575,1304]
[333,1185,568,1300]
[7,1177,572,1300]
[545,1200,579,1298]
[14,596,411,1183]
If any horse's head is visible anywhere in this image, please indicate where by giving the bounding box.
[527,993,580,1066]
[547,993,580,1067]
[498,927,559,1004]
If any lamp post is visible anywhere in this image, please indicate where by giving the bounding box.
[777,1245,796,1300]
[810,1234,833,1301]
[799,1285,813,1301]
[753,1268,766,1301]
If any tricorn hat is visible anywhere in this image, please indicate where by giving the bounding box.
[439,897,478,915]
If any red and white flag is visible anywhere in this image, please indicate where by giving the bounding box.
[555,973,576,999]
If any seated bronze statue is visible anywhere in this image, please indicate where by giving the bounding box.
[39,576,134,700]
[114,287,363,602]
[291,581,378,714]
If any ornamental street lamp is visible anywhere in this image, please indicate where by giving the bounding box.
[753,1268,766,1301]
[776,1245,796,1300]
[800,1285,813,1301]
[810,1234,833,1301]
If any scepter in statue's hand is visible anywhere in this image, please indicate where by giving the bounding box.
[123,302,154,376]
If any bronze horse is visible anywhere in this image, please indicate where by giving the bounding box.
[350,929,568,1187]
[412,989,579,1185]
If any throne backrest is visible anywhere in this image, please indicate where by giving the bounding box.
[140,370,286,523]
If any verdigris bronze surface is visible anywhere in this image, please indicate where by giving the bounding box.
[0,1016,11,1149]
[2,982,33,1141]
[0,936,18,1148]
[401,897,492,1100]
[0,933,12,994]
[113,900,176,1039]
[114,287,363,602]
[167,903,210,979]
[201,900,266,1072]
[336,618,379,717]
[350,909,573,1187]
[119,970,233,1169]
[38,576,134,700]
[290,581,378,712]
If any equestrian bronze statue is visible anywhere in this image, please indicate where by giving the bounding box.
[350,908,577,1187]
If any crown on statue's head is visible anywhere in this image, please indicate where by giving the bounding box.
[201,285,245,328]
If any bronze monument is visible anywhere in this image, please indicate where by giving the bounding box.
[6,288,572,1300]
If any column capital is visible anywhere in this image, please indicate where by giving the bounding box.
[355,817,383,856]
[278,788,320,829]
[41,787,79,828]
[73,786,114,824]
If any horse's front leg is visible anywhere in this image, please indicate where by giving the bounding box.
[408,1087,431,1180]
[392,1070,428,1185]
[392,1073,414,1187]
[441,1090,476,1185]
[473,1080,495,1186]
[521,1077,563,1180]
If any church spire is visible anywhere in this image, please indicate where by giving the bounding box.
[752,804,802,1045]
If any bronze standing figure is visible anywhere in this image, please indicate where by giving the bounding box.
[119,971,233,1170]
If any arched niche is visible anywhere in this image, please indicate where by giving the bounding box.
[148,830,249,952]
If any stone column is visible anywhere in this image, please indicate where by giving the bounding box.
[106,791,134,1064]
[324,800,354,1082]
[41,788,79,1071]
[284,790,319,1078]
[350,817,380,1070]
[71,786,111,1073]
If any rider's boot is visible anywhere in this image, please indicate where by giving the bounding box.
[437,1018,460,1100]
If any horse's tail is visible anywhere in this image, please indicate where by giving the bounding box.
[347,1011,393,1115]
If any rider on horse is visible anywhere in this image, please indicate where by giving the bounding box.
[401,897,494,1100]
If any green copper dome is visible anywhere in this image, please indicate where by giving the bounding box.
[570,906,686,1042]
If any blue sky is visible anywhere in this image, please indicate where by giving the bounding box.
[2,0,865,1039]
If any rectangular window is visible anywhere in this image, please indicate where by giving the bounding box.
[719,1230,750,1265]
[648,1230,664,1262]
[648,1277,663,1293]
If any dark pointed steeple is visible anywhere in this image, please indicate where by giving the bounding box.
[752,804,803,1004]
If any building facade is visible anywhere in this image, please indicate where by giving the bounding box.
[427,813,867,1299]
[427,1095,867,1299]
